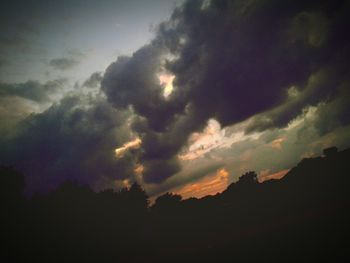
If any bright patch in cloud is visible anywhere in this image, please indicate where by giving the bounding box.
[179,119,254,161]
[115,137,141,158]
[158,73,175,98]
[114,178,131,189]
[173,168,230,199]
[179,119,226,160]
[270,137,287,150]
[134,163,145,183]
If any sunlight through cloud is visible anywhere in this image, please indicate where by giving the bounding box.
[115,137,142,158]
[174,168,230,199]
[158,73,175,98]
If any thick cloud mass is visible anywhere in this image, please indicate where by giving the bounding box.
[102,0,350,183]
[1,0,349,193]
[0,79,67,135]
[0,95,137,193]
[102,44,193,182]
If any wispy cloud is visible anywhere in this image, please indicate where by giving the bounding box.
[49,58,79,70]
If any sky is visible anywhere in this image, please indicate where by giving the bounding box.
[1,0,350,199]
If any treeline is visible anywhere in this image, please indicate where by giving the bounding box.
[1,147,350,262]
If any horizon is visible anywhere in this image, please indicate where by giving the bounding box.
[3,144,344,202]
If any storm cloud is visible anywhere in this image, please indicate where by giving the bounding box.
[0,78,67,135]
[1,0,349,195]
[102,0,350,184]
[0,94,138,194]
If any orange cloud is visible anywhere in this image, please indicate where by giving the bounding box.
[173,168,230,199]
[258,169,289,183]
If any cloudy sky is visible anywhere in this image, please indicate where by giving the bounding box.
[1,0,349,199]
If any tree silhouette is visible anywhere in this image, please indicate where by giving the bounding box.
[1,147,350,262]
[125,182,149,211]
[323,146,338,157]
[0,166,25,204]
[152,192,182,213]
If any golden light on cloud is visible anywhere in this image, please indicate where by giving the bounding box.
[178,119,254,161]
[122,179,131,188]
[270,137,286,150]
[179,119,225,161]
[158,73,175,98]
[173,168,230,199]
[114,178,131,189]
[134,163,144,176]
[133,163,145,185]
[258,169,289,183]
[115,137,141,158]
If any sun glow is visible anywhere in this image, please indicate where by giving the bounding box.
[158,73,175,98]
[115,138,142,158]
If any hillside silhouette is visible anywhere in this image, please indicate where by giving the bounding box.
[1,147,350,262]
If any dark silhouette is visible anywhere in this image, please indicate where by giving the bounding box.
[323,146,338,157]
[1,147,350,262]
[152,192,182,213]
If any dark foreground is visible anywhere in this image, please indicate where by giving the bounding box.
[2,147,350,262]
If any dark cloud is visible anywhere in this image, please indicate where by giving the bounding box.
[294,83,350,141]
[49,58,79,70]
[0,94,137,194]
[313,89,350,135]
[102,44,192,183]
[102,0,350,184]
[0,78,66,102]
[0,78,68,136]
[1,0,349,195]
[246,63,350,133]
[0,96,36,136]
[83,72,103,88]
[162,0,349,128]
